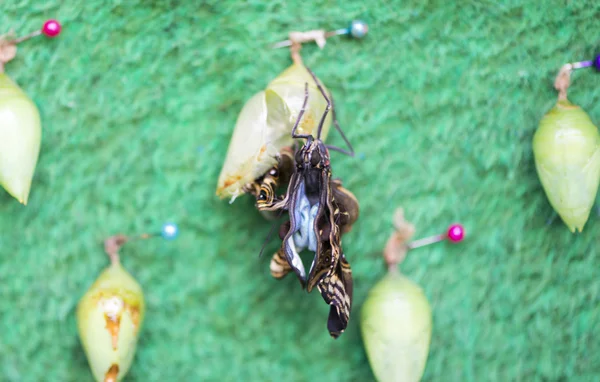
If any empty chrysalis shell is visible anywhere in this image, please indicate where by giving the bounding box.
[0,73,41,204]
[360,272,432,382]
[533,99,600,232]
[76,259,145,382]
[266,62,333,139]
[216,62,332,201]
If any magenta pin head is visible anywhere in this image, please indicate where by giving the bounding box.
[406,222,466,249]
[42,19,62,38]
[446,223,465,243]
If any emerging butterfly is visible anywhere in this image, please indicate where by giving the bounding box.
[257,65,359,338]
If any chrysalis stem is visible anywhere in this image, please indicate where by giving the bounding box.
[383,208,416,272]
[554,60,593,101]
[554,63,573,101]
[0,34,17,73]
[383,233,406,273]
[104,235,128,265]
[290,41,303,65]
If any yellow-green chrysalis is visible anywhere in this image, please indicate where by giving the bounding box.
[77,236,145,382]
[360,209,435,382]
[361,272,432,382]
[0,21,61,204]
[0,39,42,204]
[216,22,368,202]
[533,98,600,233]
[216,62,332,201]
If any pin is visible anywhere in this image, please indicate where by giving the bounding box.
[406,223,465,250]
[11,19,62,44]
[271,20,369,49]
[132,222,179,241]
[104,222,179,261]
[565,55,600,71]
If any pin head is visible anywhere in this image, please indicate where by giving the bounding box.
[348,20,368,39]
[42,19,62,38]
[594,55,600,72]
[161,222,178,240]
[446,224,465,243]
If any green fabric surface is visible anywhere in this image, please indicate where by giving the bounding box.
[1,1,600,381]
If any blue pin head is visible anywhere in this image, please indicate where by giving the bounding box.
[161,222,179,240]
[348,20,368,39]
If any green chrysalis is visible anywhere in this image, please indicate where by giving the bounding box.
[0,21,60,205]
[360,209,434,382]
[533,99,600,232]
[0,72,41,204]
[76,237,145,382]
[361,272,432,382]
[216,63,332,201]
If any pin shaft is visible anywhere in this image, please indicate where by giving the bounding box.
[13,30,41,44]
[571,60,593,69]
[406,234,444,249]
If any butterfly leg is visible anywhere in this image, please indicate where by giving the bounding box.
[325,90,354,157]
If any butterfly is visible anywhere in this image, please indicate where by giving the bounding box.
[257,64,358,338]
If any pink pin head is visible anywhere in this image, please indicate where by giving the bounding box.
[446,223,465,243]
[42,19,62,38]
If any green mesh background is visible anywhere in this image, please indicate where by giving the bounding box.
[1,1,600,381]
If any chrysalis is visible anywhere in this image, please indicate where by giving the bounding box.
[216,20,369,204]
[0,72,41,204]
[0,20,61,204]
[533,63,600,232]
[361,209,465,382]
[77,236,145,382]
[215,62,332,201]
[361,272,432,382]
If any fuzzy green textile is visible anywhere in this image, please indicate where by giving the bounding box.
[1,1,600,381]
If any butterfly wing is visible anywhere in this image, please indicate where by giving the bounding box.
[280,173,308,286]
[306,168,338,292]
[331,178,359,234]
[318,253,353,338]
